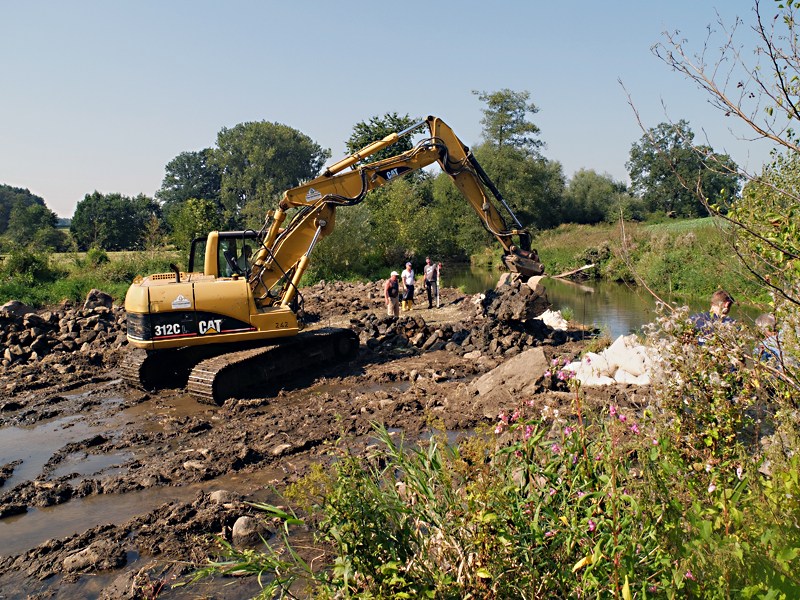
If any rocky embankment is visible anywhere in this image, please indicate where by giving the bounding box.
[0,291,129,397]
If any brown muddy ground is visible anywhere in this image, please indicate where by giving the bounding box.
[0,282,651,599]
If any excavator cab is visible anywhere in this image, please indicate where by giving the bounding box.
[188,231,261,278]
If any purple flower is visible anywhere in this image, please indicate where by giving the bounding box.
[619,414,627,422]
[588,520,596,532]
[572,454,577,465]
[551,444,561,454]
[630,423,640,435]
[609,405,617,416]
[549,488,557,496]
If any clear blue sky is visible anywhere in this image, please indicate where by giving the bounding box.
[1,0,774,218]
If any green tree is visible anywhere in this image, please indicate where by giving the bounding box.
[70,191,161,250]
[472,89,543,153]
[626,120,739,218]
[156,148,221,225]
[213,121,330,228]
[168,197,221,258]
[0,185,46,235]
[345,112,420,164]
[563,169,637,224]
[5,200,70,251]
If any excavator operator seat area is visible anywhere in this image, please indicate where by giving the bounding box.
[189,231,261,278]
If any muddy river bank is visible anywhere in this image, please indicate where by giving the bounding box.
[0,279,652,599]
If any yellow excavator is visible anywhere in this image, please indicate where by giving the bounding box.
[122,116,544,404]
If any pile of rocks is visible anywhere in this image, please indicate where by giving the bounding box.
[348,277,572,360]
[302,280,381,319]
[0,291,128,369]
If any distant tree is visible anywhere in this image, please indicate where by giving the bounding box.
[70,192,161,250]
[563,169,633,224]
[345,113,420,164]
[472,89,544,153]
[0,185,46,235]
[168,198,221,260]
[6,201,57,241]
[213,121,330,228]
[156,148,221,225]
[626,120,740,218]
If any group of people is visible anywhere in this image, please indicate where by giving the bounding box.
[690,288,791,368]
[384,257,440,317]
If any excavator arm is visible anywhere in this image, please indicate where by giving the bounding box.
[247,116,543,308]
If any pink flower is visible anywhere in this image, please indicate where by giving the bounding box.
[511,411,520,422]
[564,426,574,435]
[551,358,559,366]
[525,425,533,440]
[549,488,557,496]
[494,424,503,434]
[588,520,596,532]
[586,357,591,364]
[619,414,627,422]
[652,439,659,445]
[685,570,695,581]
[577,491,586,497]
[544,530,555,537]
[557,370,568,381]
[609,405,617,416]
[551,444,561,454]
[572,454,577,465]
[544,370,552,378]
[630,423,640,435]
[708,483,716,493]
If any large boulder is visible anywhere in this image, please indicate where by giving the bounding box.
[232,516,270,548]
[84,289,113,310]
[1,300,36,318]
[469,347,549,418]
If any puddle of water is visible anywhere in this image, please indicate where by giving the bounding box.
[0,468,285,558]
[0,416,103,490]
[48,451,134,480]
[0,550,266,600]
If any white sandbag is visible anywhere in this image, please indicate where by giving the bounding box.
[537,309,569,331]
[635,373,652,386]
[584,375,616,386]
[613,368,639,384]
[601,335,630,372]
[583,352,611,377]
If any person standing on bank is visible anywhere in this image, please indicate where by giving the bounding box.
[401,262,415,311]
[423,257,439,309]
[385,271,400,317]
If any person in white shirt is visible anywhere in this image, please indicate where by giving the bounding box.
[401,262,415,311]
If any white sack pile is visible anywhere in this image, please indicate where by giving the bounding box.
[536,309,568,331]
[564,334,656,386]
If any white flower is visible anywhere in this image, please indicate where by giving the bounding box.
[708,483,717,493]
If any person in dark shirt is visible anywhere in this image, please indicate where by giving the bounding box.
[690,289,736,342]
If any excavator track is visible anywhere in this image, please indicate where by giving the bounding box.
[121,344,241,392]
[187,328,359,405]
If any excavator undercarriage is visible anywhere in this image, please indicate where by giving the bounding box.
[122,328,358,405]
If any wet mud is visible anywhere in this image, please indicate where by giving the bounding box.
[0,281,650,599]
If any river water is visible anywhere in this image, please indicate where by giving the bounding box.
[442,263,761,339]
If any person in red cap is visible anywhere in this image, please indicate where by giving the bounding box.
[384,271,400,317]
